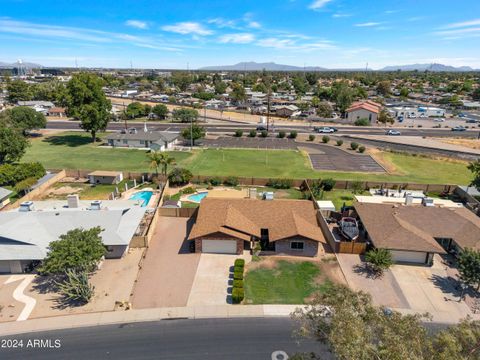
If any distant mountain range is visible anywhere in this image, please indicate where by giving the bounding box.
[199,61,479,72]
[0,61,43,69]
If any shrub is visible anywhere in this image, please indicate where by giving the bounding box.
[350,142,359,150]
[289,130,298,139]
[248,129,257,137]
[55,269,95,304]
[354,118,370,126]
[260,130,268,138]
[224,176,239,187]
[181,186,196,194]
[267,178,293,189]
[232,287,244,304]
[168,167,193,186]
[14,177,37,194]
[365,249,393,275]
[336,139,343,146]
[308,134,315,141]
[0,162,45,187]
[358,145,366,153]
[234,270,244,280]
[233,279,244,288]
[234,129,243,137]
[209,177,222,186]
[278,131,286,138]
[350,180,364,194]
[234,258,245,268]
[322,135,330,143]
[320,178,336,191]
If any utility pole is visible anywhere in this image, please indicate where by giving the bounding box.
[267,86,271,132]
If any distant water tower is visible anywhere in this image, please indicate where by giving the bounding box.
[16,59,27,76]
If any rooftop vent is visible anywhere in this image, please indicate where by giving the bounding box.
[67,194,80,208]
[19,201,34,212]
[90,200,102,210]
[422,197,434,207]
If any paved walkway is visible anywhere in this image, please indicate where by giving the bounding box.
[5,275,36,321]
[131,217,200,308]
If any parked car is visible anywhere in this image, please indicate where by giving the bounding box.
[451,126,466,131]
[256,125,267,131]
[386,130,401,136]
[434,118,445,122]
[314,126,336,133]
[466,119,478,123]
[397,116,404,122]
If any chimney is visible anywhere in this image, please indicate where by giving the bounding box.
[67,194,80,208]
[19,201,34,212]
[90,200,102,210]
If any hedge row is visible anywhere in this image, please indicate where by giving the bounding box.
[0,162,45,187]
[232,258,245,304]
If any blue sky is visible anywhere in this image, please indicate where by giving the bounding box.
[1,0,480,69]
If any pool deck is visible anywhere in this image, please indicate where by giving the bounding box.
[180,187,249,204]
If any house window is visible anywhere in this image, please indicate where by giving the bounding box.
[140,140,145,145]
[123,139,128,144]
[290,241,304,250]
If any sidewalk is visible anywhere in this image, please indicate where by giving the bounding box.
[0,305,303,336]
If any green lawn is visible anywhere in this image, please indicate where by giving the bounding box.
[319,190,370,210]
[24,132,472,185]
[48,180,136,200]
[244,260,331,304]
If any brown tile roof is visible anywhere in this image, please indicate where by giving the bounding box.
[346,102,381,114]
[355,203,480,253]
[188,198,326,243]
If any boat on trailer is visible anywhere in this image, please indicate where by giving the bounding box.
[339,217,359,241]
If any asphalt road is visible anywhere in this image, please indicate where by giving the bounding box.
[0,318,329,360]
[46,120,479,138]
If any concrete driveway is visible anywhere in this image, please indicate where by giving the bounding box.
[132,217,200,309]
[187,253,251,306]
[337,253,472,322]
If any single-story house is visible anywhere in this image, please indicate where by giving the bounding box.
[88,170,123,185]
[0,200,146,273]
[47,107,67,117]
[105,131,179,151]
[189,198,327,256]
[275,105,301,117]
[0,187,13,208]
[354,202,480,265]
[346,100,381,123]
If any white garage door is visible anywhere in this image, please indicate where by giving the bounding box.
[391,250,427,264]
[202,239,237,254]
[0,261,12,273]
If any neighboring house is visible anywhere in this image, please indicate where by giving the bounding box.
[346,100,381,123]
[0,199,146,273]
[105,131,180,151]
[275,105,300,117]
[47,107,67,117]
[189,198,327,256]
[88,171,123,185]
[17,101,54,114]
[0,187,13,208]
[354,202,480,265]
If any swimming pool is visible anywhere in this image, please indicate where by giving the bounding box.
[186,191,208,203]
[129,190,153,207]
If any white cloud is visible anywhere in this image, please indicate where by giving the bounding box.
[355,22,382,27]
[218,33,255,44]
[256,37,334,51]
[161,22,212,36]
[332,13,352,18]
[435,27,480,36]
[442,19,480,29]
[248,21,261,29]
[309,0,333,10]
[125,20,148,29]
[208,18,237,28]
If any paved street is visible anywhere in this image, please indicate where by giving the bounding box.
[0,318,329,360]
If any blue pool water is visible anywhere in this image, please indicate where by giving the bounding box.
[129,190,153,207]
[187,191,208,203]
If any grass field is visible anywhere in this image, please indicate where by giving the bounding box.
[244,260,330,304]
[23,131,473,185]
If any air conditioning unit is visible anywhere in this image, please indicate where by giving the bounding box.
[90,200,102,210]
[19,201,34,212]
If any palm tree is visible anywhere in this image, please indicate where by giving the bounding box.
[147,151,176,177]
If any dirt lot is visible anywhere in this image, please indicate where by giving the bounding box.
[437,137,480,150]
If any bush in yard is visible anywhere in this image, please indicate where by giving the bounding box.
[267,178,293,189]
[55,269,95,304]
[233,279,244,288]
[289,130,298,139]
[457,248,480,291]
[322,135,330,143]
[224,176,239,187]
[365,248,393,276]
[0,162,45,187]
[336,139,343,146]
[308,134,315,141]
[234,270,244,280]
[350,180,364,194]
[260,130,268,138]
[234,258,245,268]
[320,178,336,191]
[278,131,286,138]
[350,142,359,150]
[234,129,243,137]
[358,145,366,153]
[181,186,195,194]
[209,177,222,186]
[168,167,193,186]
[354,118,370,126]
[14,177,37,195]
[232,287,244,304]
[248,129,257,137]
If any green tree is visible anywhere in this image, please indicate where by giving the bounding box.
[168,167,193,186]
[378,109,395,127]
[172,108,199,123]
[125,102,146,118]
[365,248,393,276]
[333,82,355,115]
[151,104,169,119]
[230,83,247,103]
[473,87,480,101]
[214,81,228,95]
[6,80,32,103]
[458,248,480,291]
[4,106,47,135]
[316,101,333,118]
[292,76,309,95]
[467,160,480,190]
[147,151,176,176]
[38,227,106,275]
[181,123,206,146]
[400,87,409,99]
[376,80,392,96]
[66,73,111,142]
[252,82,268,93]
[0,127,29,164]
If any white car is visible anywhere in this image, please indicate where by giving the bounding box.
[386,130,401,136]
[434,118,445,122]
[314,126,336,133]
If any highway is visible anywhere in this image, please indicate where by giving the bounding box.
[0,318,328,360]
[47,120,479,138]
